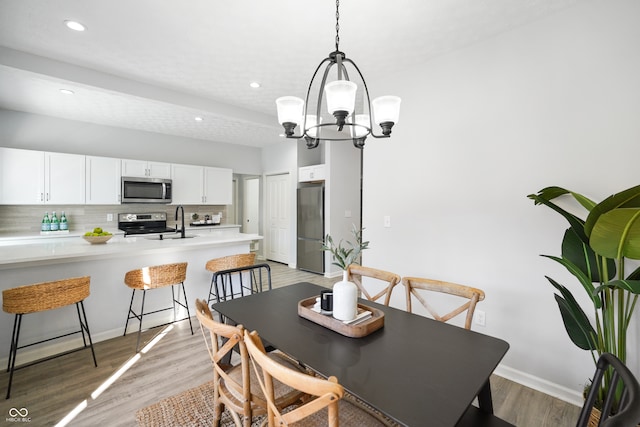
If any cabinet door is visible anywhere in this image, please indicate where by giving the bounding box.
[0,147,44,204]
[149,162,171,179]
[46,152,85,204]
[86,156,121,204]
[204,167,232,205]
[121,159,148,177]
[171,164,204,204]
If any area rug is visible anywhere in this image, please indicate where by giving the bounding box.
[135,380,264,427]
[136,380,399,427]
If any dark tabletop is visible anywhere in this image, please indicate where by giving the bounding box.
[212,282,509,427]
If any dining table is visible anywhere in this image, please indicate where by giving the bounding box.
[212,282,510,427]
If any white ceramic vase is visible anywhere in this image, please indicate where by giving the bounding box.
[332,270,358,321]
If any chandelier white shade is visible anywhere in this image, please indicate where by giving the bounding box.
[275,0,400,149]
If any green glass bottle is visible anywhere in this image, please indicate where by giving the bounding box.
[50,211,59,231]
[60,211,68,231]
[41,212,51,232]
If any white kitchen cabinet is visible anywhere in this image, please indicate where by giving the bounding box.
[86,156,121,204]
[171,164,204,204]
[47,152,86,204]
[299,164,326,182]
[0,148,85,204]
[121,159,171,179]
[204,167,232,205]
[171,164,232,205]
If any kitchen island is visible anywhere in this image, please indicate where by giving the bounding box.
[0,231,261,365]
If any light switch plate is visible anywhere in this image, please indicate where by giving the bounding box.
[384,216,391,228]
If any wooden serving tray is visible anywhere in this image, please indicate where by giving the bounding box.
[298,296,384,338]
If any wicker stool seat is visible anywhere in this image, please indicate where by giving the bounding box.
[2,276,97,399]
[205,253,256,304]
[123,262,193,352]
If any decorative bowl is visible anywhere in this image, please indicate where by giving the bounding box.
[82,235,113,244]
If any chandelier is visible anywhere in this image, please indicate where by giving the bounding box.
[275,0,401,149]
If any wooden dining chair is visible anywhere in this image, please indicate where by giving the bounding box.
[244,329,390,427]
[194,300,306,427]
[346,264,401,306]
[402,276,485,330]
[576,352,640,427]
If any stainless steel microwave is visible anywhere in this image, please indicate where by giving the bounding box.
[121,177,172,204]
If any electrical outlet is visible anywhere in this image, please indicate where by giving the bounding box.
[474,310,486,327]
[107,213,113,222]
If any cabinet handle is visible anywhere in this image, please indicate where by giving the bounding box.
[46,192,49,201]
[40,192,44,202]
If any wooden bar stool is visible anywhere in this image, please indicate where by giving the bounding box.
[2,276,97,399]
[123,262,193,352]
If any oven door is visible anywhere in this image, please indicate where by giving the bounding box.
[121,177,172,203]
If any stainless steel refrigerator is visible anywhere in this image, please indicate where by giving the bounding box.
[297,185,325,274]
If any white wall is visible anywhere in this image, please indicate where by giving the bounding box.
[362,0,640,404]
[0,109,263,174]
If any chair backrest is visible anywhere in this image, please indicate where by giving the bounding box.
[577,353,640,427]
[124,262,187,290]
[194,299,252,414]
[346,264,401,306]
[402,276,485,330]
[3,276,91,314]
[244,330,344,427]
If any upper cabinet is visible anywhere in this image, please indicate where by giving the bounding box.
[86,156,121,204]
[0,148,85,205]
[204,167,232,205]
[121,159,171,179]
[171,164,204,205]
[171,164,232,205]
[299,164,326,182]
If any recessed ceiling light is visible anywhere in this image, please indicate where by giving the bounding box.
[194,116,204,122]
[64,20,86,31]
[249,82,261,89]
[59,89,75,95]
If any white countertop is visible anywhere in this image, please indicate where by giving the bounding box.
[0,232,262,269]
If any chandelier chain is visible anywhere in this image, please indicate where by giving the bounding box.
[335,0,340,51]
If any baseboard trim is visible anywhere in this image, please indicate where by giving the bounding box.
[494,364,583,407]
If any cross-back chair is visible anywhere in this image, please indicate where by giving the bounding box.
[402,276,485,330]
[346,264,401,306]
[194,300,305,427]
[244,330,389,427]
[577,352,640,427]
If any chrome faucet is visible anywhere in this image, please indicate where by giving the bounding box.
[175,205,185,238]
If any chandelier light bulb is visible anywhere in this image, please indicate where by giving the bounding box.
[350,114,370,138]
[324,80,357,116]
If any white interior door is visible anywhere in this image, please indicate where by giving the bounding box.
[243,178,259,234]
[265,173,290,263]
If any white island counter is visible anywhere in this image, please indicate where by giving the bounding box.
[0,231,261,365]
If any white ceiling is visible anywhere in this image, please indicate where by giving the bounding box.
[0,0,586,148]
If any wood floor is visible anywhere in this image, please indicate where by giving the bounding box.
[0,261,580,426]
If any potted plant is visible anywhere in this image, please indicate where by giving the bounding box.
[528,185,640,416]
[322,224,369,321]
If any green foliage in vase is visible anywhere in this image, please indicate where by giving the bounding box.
[528,185,640,408]
[322,224,370,270]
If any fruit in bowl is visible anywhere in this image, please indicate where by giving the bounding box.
[82,227,113,244]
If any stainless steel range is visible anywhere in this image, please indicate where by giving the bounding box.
[117,212,176,236]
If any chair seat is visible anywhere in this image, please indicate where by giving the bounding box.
[222,351,308,412]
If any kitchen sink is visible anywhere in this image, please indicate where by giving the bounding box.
[144,234,197,240]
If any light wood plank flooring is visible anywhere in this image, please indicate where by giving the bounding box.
[0,261,580,426]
